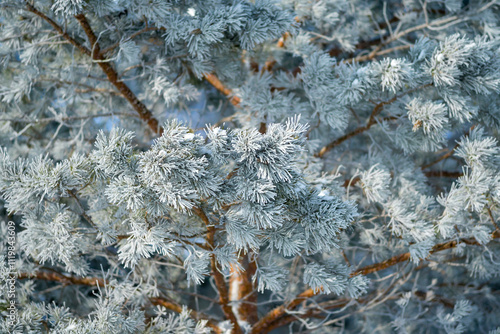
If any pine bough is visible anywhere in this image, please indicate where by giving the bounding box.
[1,0,500,333]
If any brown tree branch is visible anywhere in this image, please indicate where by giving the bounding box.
[261,286,457,333]
[249,288,317,334]
[37,77,120,96]
[30,3,237,126]
[347,14,461,64]
[423,171,463,178]
[29,3,236,119]
[342,170,462,190]
[421,125,475,170]
[68,189,98,230]
[229,255,259,325]
[344,44,412,64]
[252,230,500,333]
[421,143,460,170]
[100,26,166,55]
[25,3,91,56]
[74,14,162,135]
[260,309,323,334]
[18,270,221,333]
[191,206,242,334]
[351,230,500,276]
[488,207,500,230]
[24,4,162,135]
[316,83,433,158]
[203,73,241,107]
[317,124,370,158]
[150,297,221,333]
[18,270,106,287]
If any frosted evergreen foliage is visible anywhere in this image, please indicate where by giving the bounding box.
[1,0,500,333]
[359,164,391,203]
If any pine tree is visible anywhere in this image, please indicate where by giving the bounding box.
[1,0,500,333]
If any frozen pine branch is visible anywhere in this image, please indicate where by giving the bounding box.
[1,0,500,333]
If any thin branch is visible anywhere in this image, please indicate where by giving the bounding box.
[24,3,91,56]
[262,273,457,334]
[342,176,361,188]
[73,13,162,135]
[421,125,475,170]
[18,270,106,287]
[100,26,166,55]
[317,83,433,158]
[344,44,412,63]
[68,189,98,230]
[37,77,117,94]
[266,285,458,333]
[34,4,236,120]
[317,123,374,158]
[203,73,241,107]
[487,206,500,230]
[347,11,471,64]
[18,270,221,333]
[343,169,462,190]
[23,4,162,134]
[351,230,500,277]
[424,171,463,178]
[252,230,500,333]
[250,289,317,334]
[0,112,140,124]
[421,144,460,170]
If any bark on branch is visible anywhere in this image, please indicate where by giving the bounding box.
[351,230,500,277]
[73,14,161,135]
[25,4,162,135]
[18,270,221,333]
[192,206,242,334]
[203,73,241,107]
[249,289,317,334]
[251,230,500,333]
[317,83,433,158]
[27,3,243,136]
[18,270,106,287]
[150,297,221,333]
[229,255,258,325]
[25,3,91,56]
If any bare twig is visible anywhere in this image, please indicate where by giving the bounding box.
[421,125,475,170]
[421,144,460,170]
[347,11,471,64]
[37,77,119,95]
[487,207,500,230]
[68,190,98,230]
[344,44,412,63]
[424,171,463,178]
